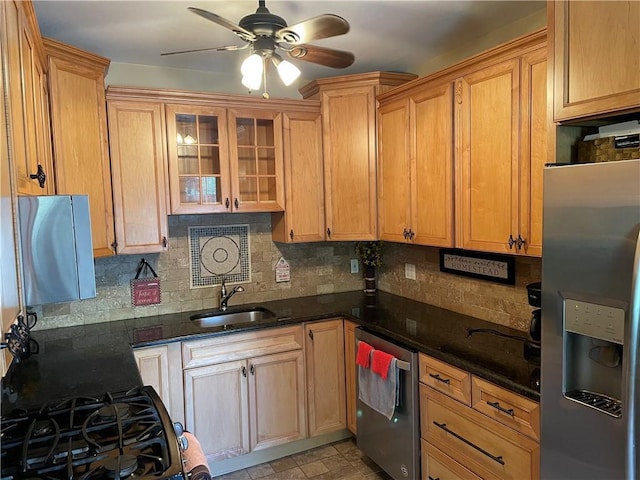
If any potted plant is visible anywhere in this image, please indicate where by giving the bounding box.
[355,241,383,294]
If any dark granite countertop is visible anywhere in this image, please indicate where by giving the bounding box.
[1,290,540,416]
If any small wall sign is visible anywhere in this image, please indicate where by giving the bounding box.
[439,249,515,285]
[275,257,290,283]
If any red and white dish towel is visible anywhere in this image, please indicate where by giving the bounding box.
[356,340,399,419]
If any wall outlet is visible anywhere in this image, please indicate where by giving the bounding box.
[405,263,416,280]
[350,259,359,274]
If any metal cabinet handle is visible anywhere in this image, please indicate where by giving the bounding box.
[234,198,239,209]
[290,229,294,240]
[241,366,247,377]
[487,400,515,416]
[250,364,254,375]
[308,330,314,340]
[225,198,230,209]
[409,230,415,240]
[508,235,516,249]
[29,164,46,188]
[326,227,331,238]
[428,476,440,480]
[429,373,451,384]
[162,236,168,248]
[516,234,527,251]
[403,228,408,239]
[433,421,505,465]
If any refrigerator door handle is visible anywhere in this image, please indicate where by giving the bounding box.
[626,228,640,480]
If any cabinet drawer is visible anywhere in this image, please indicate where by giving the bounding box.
[422,439,482,480]
[472,376,540,441]
[183,325,303,369]
[421,385,539,480]
[419,353,471,406]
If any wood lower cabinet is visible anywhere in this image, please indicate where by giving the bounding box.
[305,319,346,437]
[106,96,169,254]
[44,37,114,257]
[181,326,306,462]
[549,0,640,121]
[419,353,540,480]
[133,343,184,425]
[300,72,417,241]
[343,320,357,434]
[378,81,454,247]
[271,110,325,243]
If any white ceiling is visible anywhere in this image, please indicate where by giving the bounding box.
[33,0,546,92]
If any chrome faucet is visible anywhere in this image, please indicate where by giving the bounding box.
[219,279,244,311]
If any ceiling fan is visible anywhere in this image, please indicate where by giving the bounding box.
[161,1,355,92]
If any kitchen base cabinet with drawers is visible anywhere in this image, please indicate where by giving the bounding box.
[419,353,540,480]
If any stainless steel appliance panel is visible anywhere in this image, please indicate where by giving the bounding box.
[541,158,640,479]
[18,195,96,305]
[355,327,419,480]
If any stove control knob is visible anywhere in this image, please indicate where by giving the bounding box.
[173,422,189,451]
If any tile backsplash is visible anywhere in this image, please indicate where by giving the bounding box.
[30,214,540,332]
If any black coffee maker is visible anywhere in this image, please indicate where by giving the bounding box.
[524,282,541,359]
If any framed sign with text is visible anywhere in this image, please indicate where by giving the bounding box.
[439,249,515,285]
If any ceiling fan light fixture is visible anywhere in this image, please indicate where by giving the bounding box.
[272,55,301,86]
[241,53,264,90]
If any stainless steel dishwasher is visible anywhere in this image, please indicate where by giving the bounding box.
[355,327,419,480]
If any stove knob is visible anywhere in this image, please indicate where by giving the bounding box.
[173,422,189,451]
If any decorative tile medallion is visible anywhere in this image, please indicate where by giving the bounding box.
[188,225,250,288]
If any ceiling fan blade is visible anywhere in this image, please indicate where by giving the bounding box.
[188,7,256,42]
[276,14,349,45]
[286,44,355,69]
[161,44,249,56]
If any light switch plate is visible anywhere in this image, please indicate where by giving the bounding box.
[350,259,359,274]
[405,263,416,280]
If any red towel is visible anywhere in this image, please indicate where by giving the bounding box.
[372,350,394,379]
[356,341,374,368]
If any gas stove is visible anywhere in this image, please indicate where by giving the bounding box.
[0,386,185,480]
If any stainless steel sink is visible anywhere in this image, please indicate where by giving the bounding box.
[190,307,277,328]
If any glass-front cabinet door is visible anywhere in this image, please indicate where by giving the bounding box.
[228,109,285,212]
[166,105,230,213]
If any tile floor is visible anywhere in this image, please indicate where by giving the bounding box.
[213,438,392,480]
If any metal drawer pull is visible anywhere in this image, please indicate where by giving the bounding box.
[428,476,440,480]
[433,421,505,465]
[487,400,515,416]
[429,373,451,384]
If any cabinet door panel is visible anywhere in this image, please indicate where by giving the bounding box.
[249,350,306,451]
[322,86,377,240]
[411,82,454,247]
[272,111,324,243]
[46,47,114,257]
[552,0,640,120]
[457,59,520,254]
[519,47,547,257]
[305,319,346,436]
[184,360,250,461]
[228,109,284,212]
[108,100,169,254]
[378,99,410,243]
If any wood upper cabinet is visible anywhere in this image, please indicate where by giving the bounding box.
[271,110,325,243]
[165,102,287,214]
[378,81,454,247]
[456,41,547,256]
[304,319,346,437]
[300,72,417,241]
[133,343,184,425]
[228,108,285,213]
[550,0,640,121]
[44,38,114,257]
[4,1,53,196]
[107,97,169,254]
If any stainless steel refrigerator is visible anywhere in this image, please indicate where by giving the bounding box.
[541,158,640,479]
